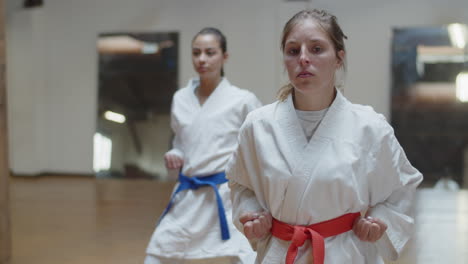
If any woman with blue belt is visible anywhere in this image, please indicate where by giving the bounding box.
[145,27,261,264]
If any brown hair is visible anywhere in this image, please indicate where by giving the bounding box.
[277,9,348,101]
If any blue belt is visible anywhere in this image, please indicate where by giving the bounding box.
[159,171,230,240]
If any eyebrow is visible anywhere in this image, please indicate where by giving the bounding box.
[285,39,325,45]
[192,47,217,51]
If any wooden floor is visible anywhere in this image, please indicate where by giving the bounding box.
[10,176,175,264]
[8,176,468,264]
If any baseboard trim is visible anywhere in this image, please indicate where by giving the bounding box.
[11,172,94,178]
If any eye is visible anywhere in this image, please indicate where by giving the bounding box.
[312,46,323,53]
[286,48,299,56]
[206,50,216,56]
[192,50,200,56]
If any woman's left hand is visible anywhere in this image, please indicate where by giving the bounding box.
[239,211,272,240]
[353,214,388,242]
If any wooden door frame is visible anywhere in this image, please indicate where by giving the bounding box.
[0,0,11,262]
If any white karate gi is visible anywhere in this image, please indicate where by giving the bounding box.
[226,90,423,263]
[145,78,262,263]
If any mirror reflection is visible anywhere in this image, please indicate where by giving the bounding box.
[391,25,468,189]
[94,32,178,180]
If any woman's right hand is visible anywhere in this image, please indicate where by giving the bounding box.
[239,211,272,240]
[164,153,184,170]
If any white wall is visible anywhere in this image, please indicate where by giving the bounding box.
[5,0,468,175]
[5,3,48,174]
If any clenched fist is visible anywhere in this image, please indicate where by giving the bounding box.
[353,214,387,242]
[239,211,272,240]
[164,153,184,170]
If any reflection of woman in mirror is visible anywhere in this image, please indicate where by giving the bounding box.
[144,27,261,264]
[226,9,423,263]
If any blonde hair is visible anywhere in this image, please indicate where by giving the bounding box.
[277,9,348,101]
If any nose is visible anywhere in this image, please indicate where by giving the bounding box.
[199,53,207,64]
[299,46,310,67]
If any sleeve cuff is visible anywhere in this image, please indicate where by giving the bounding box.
[369,204,413,261]
[166,148,183,158]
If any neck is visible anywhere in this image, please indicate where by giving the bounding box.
[198,76,222,97]
[293,85,336,111]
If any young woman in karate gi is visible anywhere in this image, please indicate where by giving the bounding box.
[145,27,261,264]
[226,9,423,264]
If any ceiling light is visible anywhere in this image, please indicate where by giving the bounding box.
[456,71,468,102]
[104,111,126,123]
[448,23,467,49]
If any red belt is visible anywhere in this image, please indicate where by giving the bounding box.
[271,212,360,264]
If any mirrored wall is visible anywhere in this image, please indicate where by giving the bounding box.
[391,25,468,188]
[94,32,178,180]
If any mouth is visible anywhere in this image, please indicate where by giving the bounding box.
[297,71,314,78]
[197,67,208,73]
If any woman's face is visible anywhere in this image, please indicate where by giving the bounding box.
[283,19,344,95]
[192,34,227,79]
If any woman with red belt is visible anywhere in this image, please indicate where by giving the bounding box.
[227,9,422,264]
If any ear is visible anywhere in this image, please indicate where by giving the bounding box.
[223,52,229,62]
[336,50,345,68]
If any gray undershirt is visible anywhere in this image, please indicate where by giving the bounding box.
[295,108,329,141]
